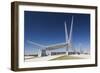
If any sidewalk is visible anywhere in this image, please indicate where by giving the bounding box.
[25,54,64,62]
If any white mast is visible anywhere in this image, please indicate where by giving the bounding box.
[64,16,74,55]
[69,16,74,43]
[64,21,69,55]
[64,21,68,43]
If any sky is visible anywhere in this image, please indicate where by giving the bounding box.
[24,11,90,55]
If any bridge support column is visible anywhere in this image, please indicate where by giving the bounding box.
[38,49,42,57]
[49,51,51,56]
[66,46,69,55]
[66,51,68,55]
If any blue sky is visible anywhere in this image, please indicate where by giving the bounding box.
[24,11,90,55]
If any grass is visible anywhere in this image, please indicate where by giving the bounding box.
[50,55,83,60]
